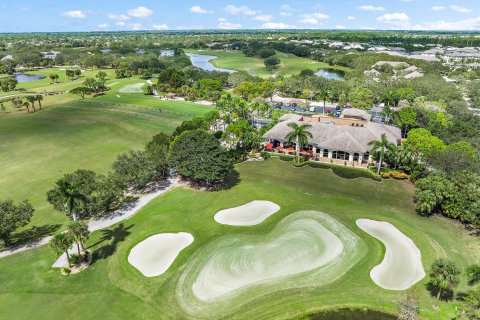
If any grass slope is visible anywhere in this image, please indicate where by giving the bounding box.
[0,159,478,320]
[0,91,211,230]
[185,49,351,78]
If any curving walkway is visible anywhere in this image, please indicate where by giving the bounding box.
[0,177,177,261]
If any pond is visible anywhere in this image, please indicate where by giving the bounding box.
[316,68,345,81]
[186,53,235,73]
[305,309,396,320]
[13,71,46,83]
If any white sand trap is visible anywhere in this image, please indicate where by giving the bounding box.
[128,232,193,277]
[356,219,425,290]
[119,83,144,93]
[214,200,280,226]
[177,211,366,317]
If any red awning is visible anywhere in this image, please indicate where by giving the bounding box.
[307,150,313,154]
[265,143,273,149]
[286,147,295,151]
[300,149,306,153]
[276,146,284,151]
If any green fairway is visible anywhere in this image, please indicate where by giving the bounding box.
[0,93,212,231]
[185,49,351,78]
[0,159,478,320]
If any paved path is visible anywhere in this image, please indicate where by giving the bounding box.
[0,177,177,262]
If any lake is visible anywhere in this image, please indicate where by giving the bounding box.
[316,68,345,81]
[13,72,46,83]
[186,53,235,73]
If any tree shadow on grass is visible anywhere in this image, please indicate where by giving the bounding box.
[90,223,134,264]
[426,281,455,301]
[8,224,62,248]
[220,169,241,191]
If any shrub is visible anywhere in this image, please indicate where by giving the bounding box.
[260,151,271,159]
[61,267,71,275]
[279,155,294,161]
[70,254,81,265]
[306,161,382,181]
[381,170,409,180]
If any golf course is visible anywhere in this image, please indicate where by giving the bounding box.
[184,49,351,78]
[0,155,479,319]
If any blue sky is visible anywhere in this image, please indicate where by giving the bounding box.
[2,0,480,32]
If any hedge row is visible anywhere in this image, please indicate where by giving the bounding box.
[293,161,382,182]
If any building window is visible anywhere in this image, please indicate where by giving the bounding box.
[323,149,329,157]
[332,151,350,160]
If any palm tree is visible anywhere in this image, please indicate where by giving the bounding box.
[22,101,31,113]
[26,96,36,112]
[35,95,43,110]
[50,233,74,267]
[285,123,313,164]
[317,88,330,115]
[68,221,90,255]
[368,133,394,174]
[466,264,480,286]
[57,180,81,222]
[429,258,461,300]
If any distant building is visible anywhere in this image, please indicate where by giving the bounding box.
[159,50,174,57]
[0,55,13,61]
[41,51,60,59]
[100,49,112,54]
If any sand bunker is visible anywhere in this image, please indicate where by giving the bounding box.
[119,83,144,93]
[177,211,366,317]
[356,219,425,290]
[128,232,193,277]
[214,200,280,226]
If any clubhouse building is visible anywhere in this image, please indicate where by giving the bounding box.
[263,108,402,167]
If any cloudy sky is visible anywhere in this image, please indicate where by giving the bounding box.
[1,0,480,32]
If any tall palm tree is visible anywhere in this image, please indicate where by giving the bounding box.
[50,233,74,267]
[429,258,461,300]
[466,264,480,286]
[57,180,81,222]
[35,95,43,110]
[285,123,313,164]
[368,133,394,174]
[317,88,330,115]
[68,221,90,255]
[22,101,31,113]
[26,96,36,112]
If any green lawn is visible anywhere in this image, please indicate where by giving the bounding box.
[0,159,478,320]
[185,49,351,78]
[0,91,212,231]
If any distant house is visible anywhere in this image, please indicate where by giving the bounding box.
[0,55,13,61]
[159,50,174,57]
[100,49,112,54]
[41,51,60,59]
[263,109,401,166]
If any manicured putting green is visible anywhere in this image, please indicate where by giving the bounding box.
[119,83,145,93]
[128,232,193,277]
[176,211,366,317]
[214,200,280,226]
[356,219,425,290]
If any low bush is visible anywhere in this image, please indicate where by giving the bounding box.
[381,170,409,180]
[306,161,382,182]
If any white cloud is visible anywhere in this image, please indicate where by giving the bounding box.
[261,22,296,29]
[108,14,130,21]
[254,15,272,22]
[116,21,125,27]
[224,5,258,16]
[431,6,446,11]
[358,5,385,11]
[128,23,142,30]
[412,17,480,30]
[377,12,410,28]
[336,25,346,29]
[280,11,292,17]
[98,23,109,29]
[450,5,472,13]
[60,10,86,18]
[190,5,211,14]
[127,6,152,18]
[217,18,242,29]
[152,23,168,30]
[299,12,330,25]
[347,16,355,20]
